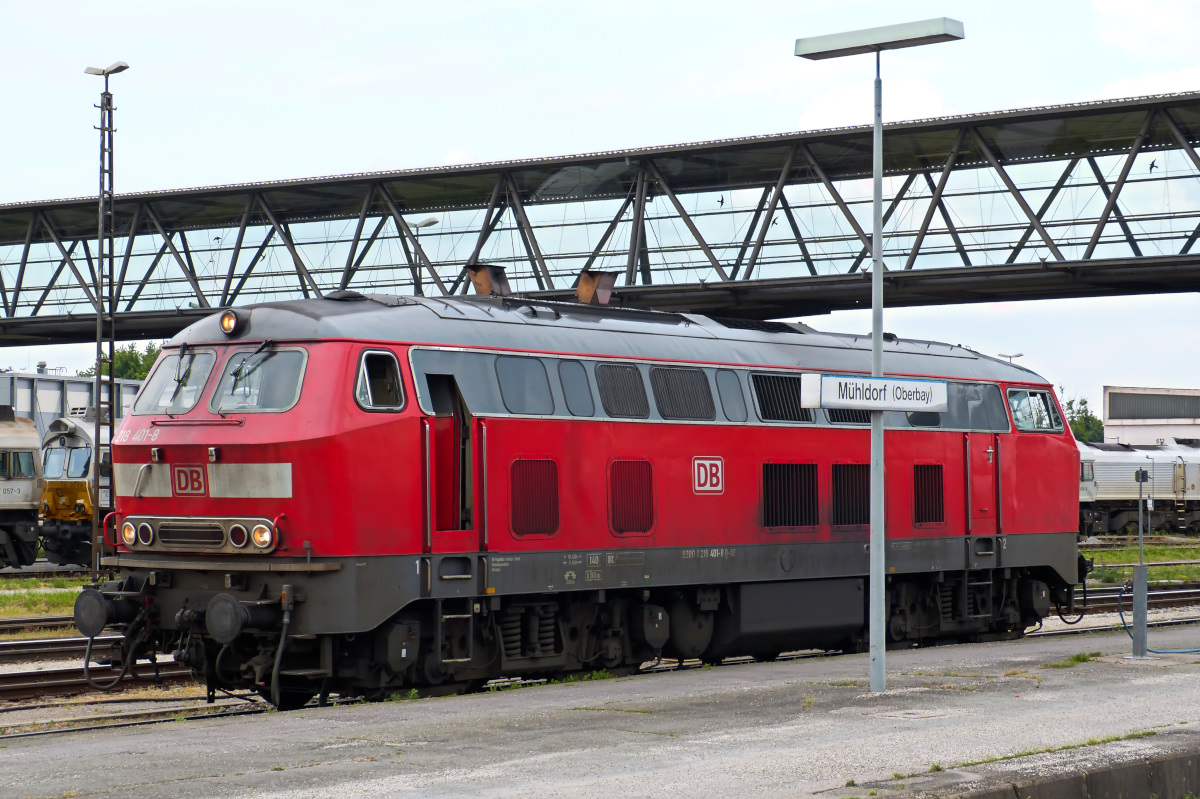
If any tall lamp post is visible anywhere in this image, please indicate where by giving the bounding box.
[795,19,963,692]
[411,217,438,295]
[85,61,128,578]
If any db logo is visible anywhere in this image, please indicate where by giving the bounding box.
[692,457,724,494]
[171,464,208,496]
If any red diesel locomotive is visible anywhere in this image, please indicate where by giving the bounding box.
[75,292,1084,708]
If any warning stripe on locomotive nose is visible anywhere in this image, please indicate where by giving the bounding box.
[113,463,293,498]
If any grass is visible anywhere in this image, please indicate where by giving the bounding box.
[550,669,615,684]
[0,576,90,591]
[1087,545,1200,583]
[0,588,80,618]
[956,730,1156,768]
[1042,651,1103,669]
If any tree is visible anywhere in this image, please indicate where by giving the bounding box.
[79,341,163,380]
[1064,397,1104,443]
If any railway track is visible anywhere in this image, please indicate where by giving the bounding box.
[1076,583,1200,614]
[0,635,120,665]
[0,662,192,701]
[0,615,75,635]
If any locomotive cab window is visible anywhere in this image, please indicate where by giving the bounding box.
[209,346,308,414]
[1081,461,1095,482]
[355,350,405,411]
[1007,388,1063,432]
[133,349,217,416]
[0,451,36,479]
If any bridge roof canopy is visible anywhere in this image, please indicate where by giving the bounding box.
[4,90,1200,246]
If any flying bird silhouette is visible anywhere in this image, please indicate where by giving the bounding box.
[1149,160,1158,173]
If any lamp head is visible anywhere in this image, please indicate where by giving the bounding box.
[84,61,130,77]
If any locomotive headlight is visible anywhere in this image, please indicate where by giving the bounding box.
[121,522,136,547]
[228,524,249,548]
[219,310,240,335]
[251,523,274,549]
[137,523,155,546]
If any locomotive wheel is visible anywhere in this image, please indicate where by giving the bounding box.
[259,684,316,711]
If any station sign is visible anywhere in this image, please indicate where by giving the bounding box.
[799,373,948,413]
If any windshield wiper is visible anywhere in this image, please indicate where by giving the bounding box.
[230,340,276,388]
[166,343,194,417]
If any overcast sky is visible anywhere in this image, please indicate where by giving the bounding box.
[2,0,1198,408]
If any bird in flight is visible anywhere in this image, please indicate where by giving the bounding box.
[1149,160,1158,173]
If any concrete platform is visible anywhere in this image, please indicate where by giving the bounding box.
[3,624,1200,799]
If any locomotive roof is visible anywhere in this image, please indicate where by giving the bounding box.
[171,292,1048,385]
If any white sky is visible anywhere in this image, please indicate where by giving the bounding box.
[2,0,1199,407]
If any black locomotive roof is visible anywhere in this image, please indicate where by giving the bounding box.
[171,292,1047,385]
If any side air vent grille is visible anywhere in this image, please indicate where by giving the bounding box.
[831,464,870,527]
[913,464,944,525]
[596,363,650,419]
[610,459,654,534]
[649,367,715,421]
[711,317,801,334]
[752,373,812,423]
[827,408,870,425]
[763,463,819,528]
[510,459,560,536]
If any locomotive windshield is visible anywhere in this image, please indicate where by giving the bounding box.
[210,346,306,413]
[133,349,217,415]
[43,446,90,479]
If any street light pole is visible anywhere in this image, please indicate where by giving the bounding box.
[411,217,438,295]
[85,61,128,579]
[796,19,963,692]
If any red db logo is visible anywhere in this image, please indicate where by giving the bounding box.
[172,464,208,496]
[693,457,724,494]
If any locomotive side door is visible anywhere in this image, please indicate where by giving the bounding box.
[423,374,478,553]
[964,432,998,537]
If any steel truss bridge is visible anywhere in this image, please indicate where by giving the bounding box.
[3,91,1200,345]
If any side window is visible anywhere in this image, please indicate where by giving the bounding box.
[945,382,1008,431]
[649,367,715,421]
[558,360,595,417]
[1008,388,1064,432]
[0,453,8,479]
[716,370,747,422]
[355,350,405,411]
[1081,461,1095,482]
[596,363,650,419]
[12,452,36,479]
[495,356,554,415]
[907,411,941,428]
